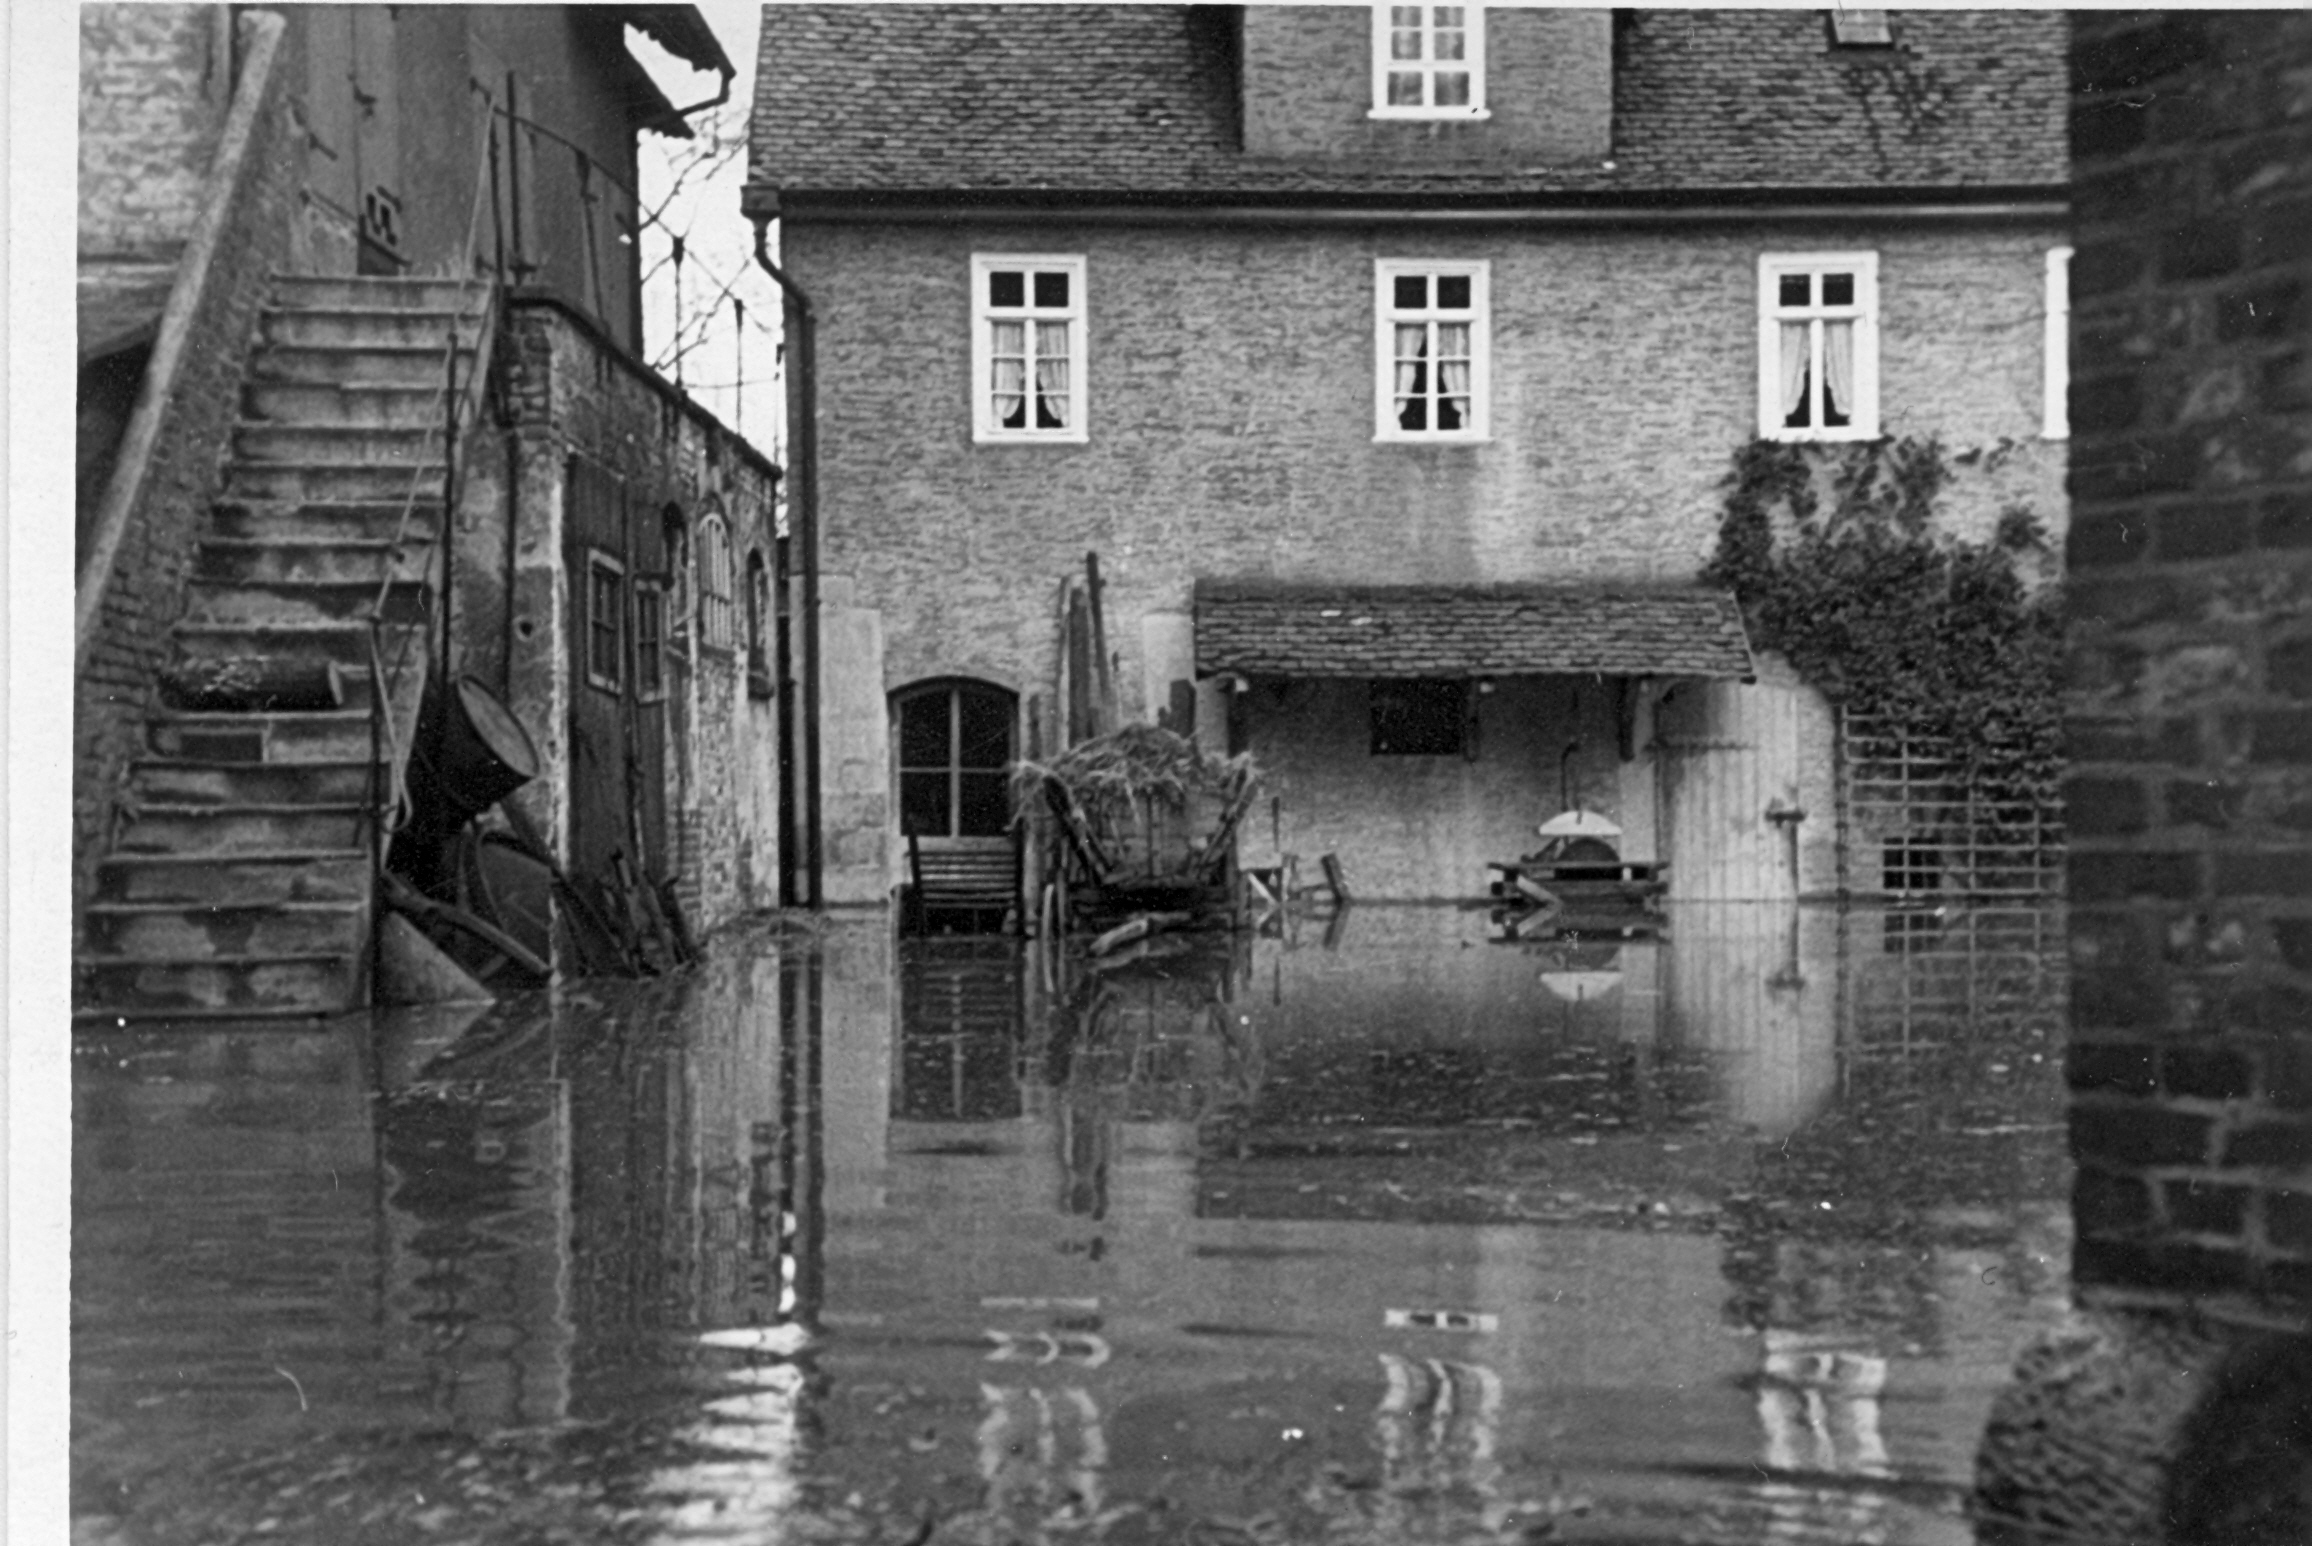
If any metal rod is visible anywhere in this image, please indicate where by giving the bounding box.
[752,217,823,909]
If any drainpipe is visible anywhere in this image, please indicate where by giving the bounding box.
[752,214,823,909]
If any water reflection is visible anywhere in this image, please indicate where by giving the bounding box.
[74,903,2070,1545]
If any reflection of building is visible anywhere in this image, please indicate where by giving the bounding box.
[75,4,783,1018]
[747,7,2066,909]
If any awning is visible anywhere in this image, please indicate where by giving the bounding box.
[1194,582,1757,681]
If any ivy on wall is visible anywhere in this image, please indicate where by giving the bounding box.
[1701,436,2063,803]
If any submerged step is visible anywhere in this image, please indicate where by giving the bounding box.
[75,951,363,1017]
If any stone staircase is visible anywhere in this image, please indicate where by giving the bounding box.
[76,274,489,1021]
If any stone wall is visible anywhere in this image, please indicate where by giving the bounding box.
[78,5,231,262]
[74,12,301,943]
[790,218,2066,719]
[483,298,782,935]
[2062,9,2312,1323]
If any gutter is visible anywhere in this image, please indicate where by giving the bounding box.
[751,218,824,910]
[755,197,2069,230]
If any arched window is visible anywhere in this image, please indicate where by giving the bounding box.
[698,509,735,651]
[893,680,1016,838]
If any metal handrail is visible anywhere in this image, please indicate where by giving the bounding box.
[362,86,511,913]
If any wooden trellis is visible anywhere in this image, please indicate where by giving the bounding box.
[1836,710,2063,900]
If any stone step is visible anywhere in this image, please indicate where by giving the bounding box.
[82,900,368,959]
[181,575,428,626]
[232,422,444,466]
[93,849,371,905]
[171,617,418,669]
[260,307,482,352]
[222,459,447,505]
[148,709,376,763]
[75,951,363,1018]
[243,380,447,429]
[249,343,474,389]
[271,274,483,312]
[131,757,377,806]
[194,537,428,588]
[114,802,371,856]
[208,497,440,545]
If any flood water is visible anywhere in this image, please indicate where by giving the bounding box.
[74,902,2073,1545]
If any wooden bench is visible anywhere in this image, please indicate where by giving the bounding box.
[905,833,1020,935]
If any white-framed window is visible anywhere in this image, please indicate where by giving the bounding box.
[1758,252,1880,441]
[1376,259,1489,442]
[971,254,1087,444]
[698,510,736,651]
[1372,4,1487,119]
[2044,246,2072,440]
[584,551,625,693]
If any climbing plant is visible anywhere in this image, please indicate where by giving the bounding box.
[1701,435,2063,803]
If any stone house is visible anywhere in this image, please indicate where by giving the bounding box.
[75,4,785,1018]
[744,5,2069,912]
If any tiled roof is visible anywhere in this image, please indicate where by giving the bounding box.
[1194,583,1757,680]
[747,7,2066,199]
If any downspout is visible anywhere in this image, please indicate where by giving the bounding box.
[752,214,823,909]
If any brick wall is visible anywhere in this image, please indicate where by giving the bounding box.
[486,300,781,935]
[74,12,302,942]
[78,5,230,261]
[2064,10,2312,1322]
[791,217,2065,722]
[1239,6,1611,166]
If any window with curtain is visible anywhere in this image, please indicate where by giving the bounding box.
[1376,259,1489,441]
[894,681,1016,838]
[1371,3,1487,118]
[1758,253,1879,441]
[972,255,1086,443]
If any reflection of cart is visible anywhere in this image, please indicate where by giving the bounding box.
[1486,811,1667,942]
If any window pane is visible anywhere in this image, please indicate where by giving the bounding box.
[1393,274,1428,310]
[1433,70,1470,106]
[1391,5,1421,24]
[1436,321,1471,358]
[957,772,1011,836]
[1390,28,1422,61]
[1398,396,1428,432]
[1436,274,1471,310]
[958,690,1011,767]
[1033,271,1069,308]
[1432,6,1463,27]
[988,270,1024,308]
[1387,70,1422,105]
[899,770,948,837]
[1434,30,1465,61]
[1778,273,1810,308]
[898,693,949,769]
[1823,272,1855,306]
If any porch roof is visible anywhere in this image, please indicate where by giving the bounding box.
[1193,582,1757,682]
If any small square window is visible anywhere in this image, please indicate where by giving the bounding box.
[1758,252,1879,441]
[1371,679,1467,756]
[972,254,1087,444]
[1371,2,1488,119]
[1377,260,1489,442]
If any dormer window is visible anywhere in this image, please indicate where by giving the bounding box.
[1372,4,1488,120]
[1826,9,1894,48]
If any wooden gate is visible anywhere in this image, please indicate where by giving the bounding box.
[1656,679,1805,903]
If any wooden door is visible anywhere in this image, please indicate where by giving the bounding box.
[1656,679,1804,903]
[565,456,630,889]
